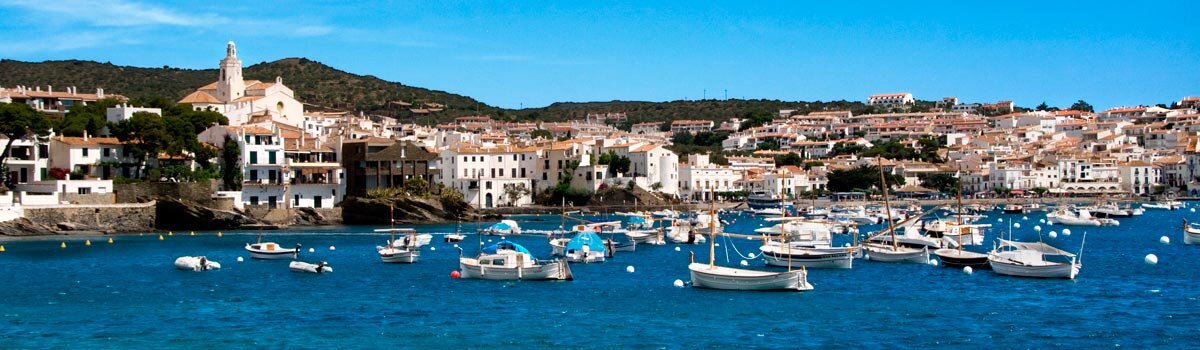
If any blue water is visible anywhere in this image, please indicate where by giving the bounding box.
[2,209,1199,349]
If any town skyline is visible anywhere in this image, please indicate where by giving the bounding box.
[1,1,1195,110]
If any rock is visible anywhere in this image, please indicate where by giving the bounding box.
[155,199,256,231]
[0,218,58,236]
[340,196,476,225]
[56,222,80,231]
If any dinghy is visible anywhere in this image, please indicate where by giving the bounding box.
[174,256,220,271]
[290,261,333,274]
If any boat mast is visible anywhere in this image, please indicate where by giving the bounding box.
[956,170,964,253]
[877,158,897,251]
[389,205,396,248]
[781,187,791,271]
[709,188,716,269]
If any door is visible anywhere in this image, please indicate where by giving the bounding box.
[314,196,323,208]
[485,193,493,208]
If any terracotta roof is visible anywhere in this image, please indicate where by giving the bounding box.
[223,125,274,135]
[55,136,122,146]
[179,91,220,104]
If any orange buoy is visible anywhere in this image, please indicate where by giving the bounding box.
[450,270,461,279]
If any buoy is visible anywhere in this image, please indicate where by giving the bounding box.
[674,246,681,252]
[329,246,336,251]
[1013,223,1021,229]
[1062,228,1072,236]
[963,266,974,274]
[236,256,244,262]
[864,254,871,261]
[1049,231,1058,239]
[453,244,459,248]
[430,247,437,251]
[189,231,195,236]
[1191,208,1196,213]
[626,265,635,273]
[1039,219,1046,224]
[673,279,685,288]
[450,270,461,279]
[0,245,6,252]
[60,242,66,249]
[748,253,757,259]
[500,236,506,240]
[217,232,223,238]
[1034,225,1042,232]
[308,248,315,253]
[714,243,720,247]
[1144,254,1158,265]
[107,237,113,244]
[168,231,173,236]
[998,218,1004,223]
[158,234,164,241]
[928,259,939,266]
[1022,216,1029,221]
[1160,236,1170,245]
[739,260,749,266]
[85,240,91,246]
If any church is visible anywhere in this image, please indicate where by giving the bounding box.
[179,42,305,127]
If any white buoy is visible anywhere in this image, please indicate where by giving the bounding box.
[714,243,720,247]
[998,218,1004,223]
[739,260,749,266]
[1062,228,1072,236]
[236,256,244,262]
[674,246,681,252]
[748,253,757,259]
[487,239,493,243]
[308,248,315,253]
[329,246,336,251]
[673,279,685,288]
[1192,208,1196,213]
[453,244,459,248]
[1039,219,1046,224]
[1034,225,1042,232]
[430,247,437,251]
[864,254,871,261]
[626,265,635,273]
[1022,216,1029,221]
[1049,231,1058,239]
[928,259,939,266]
[1160,236,1170,245]
[1013,223,1021,229]
[963,266,974,274]
[1144,254,1158,265]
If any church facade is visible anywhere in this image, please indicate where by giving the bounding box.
[179,42,305,127]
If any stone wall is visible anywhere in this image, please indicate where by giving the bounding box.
[115,181,218,205]
[23,203,156,232]
[61,193,115,205]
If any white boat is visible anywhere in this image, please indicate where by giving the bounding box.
[688,263,812,291]
[625,229,665,245]
[245,242,300,260]
[377,246,419,263]
[562,231,610,263]
[290,261,333,274]
[651,209,677,218]
[458,241,572,281]
[988,239,1082,279]
[1183,219,1200,245]
[1089,203,1132,218]
[862,242,930,263]
[752,208,784,217]
[480,220,521,235]
[444,234,466,243]
[666,225,706,244]
[174,256,220,271]
[759,243,854,269]
[1144,201,1185,210]
[1046,209,1103,226]
[869,225,952,250]
[921,219,986,246]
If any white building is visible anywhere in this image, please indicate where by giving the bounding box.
[678,154,741,202]
[867,92,915,108]
[439,145,539,208]
[179,42,306,128]
[198,125,288,208]
[105,104,162,124]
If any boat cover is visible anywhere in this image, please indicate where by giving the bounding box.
[997,239,1075,257]
[566,232,607,253]
[482,241,532,255]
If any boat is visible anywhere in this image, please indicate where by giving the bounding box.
[1143,201,1184,210]
[289,261,333,274]
[988,238,1083,279]
[245,241,301,260]
[617,212,656,230]
[860,159,932,264]
[746,191,787,210]
[444,234,466,243]
[751,208,784,217]
[174,256,221,271]
[1183,219,1200,245]
[933,182,991,269]
[480,219,521,235]
[376,206,421,263]
[1046,208,1103,226]
[458,241,573,281]
[562,230,610,263]
[625,229,665,245]
[666,225,706,244]
[1089,203,1133,218]
[921,219,986,246]
[757,206,853,269]
[609,234,637,252]
[689,190,813,291]
[1002,203,1026,214]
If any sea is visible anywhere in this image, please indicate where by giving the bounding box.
[1,206,1197,349]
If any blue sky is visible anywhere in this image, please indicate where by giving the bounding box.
[1,1,1195,110]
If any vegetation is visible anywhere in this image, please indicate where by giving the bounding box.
[1069,100,1094,113]
[502,183,530,206]
[595,151,631,175]
[221,136,242,190]
[0,103,52,189]
[826,165,905,193]
[774,152,803,167]
[919,173,959,194]
[667,130,729,158]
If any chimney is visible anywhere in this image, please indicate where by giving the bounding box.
[83,129,89,141]
[97,88,104,98]
[47,85,52,94]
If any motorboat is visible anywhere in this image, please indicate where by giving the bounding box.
[988,239,1082,279]
[1183,219,1200,245]
[289,261,333,274]
[666,225,706,244]
[174,256,220,271]
[444,234,466,243]
[1089,203,1133,218]
[1046,209,1103,226]
[868,225,952,250]
[377,245,419,263]
[480,220,522,235]
[1143,201,1184,210]
[921,219,986,246]
[625,229,665,245]
[746,191,787,210]
[932,248,989,269]
[609,234,637,252]
[458,241,573,281]
[759,242,854,269]
[245,242,300,260]
[562,231,610,263]
[1002,204,1026,214]
[751,208,784,217]
[688,263,812,291]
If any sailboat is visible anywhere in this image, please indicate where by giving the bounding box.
[757,190,855,269]
[377,206,420,263]
[1183,219,1200,245]
[988,238,1083,279]
[688,190,813,291]
[245,223,300,260]
[934,179,990,268]
[860,159,930,264]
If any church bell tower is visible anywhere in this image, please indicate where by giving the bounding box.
[216,41,245,103]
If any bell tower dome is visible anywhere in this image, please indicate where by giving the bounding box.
[216,41,245,103]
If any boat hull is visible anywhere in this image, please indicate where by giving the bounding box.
[933,249,990,268]
[379,248,419,263]
[988,259,1078,279]
[245,243,298,260]
[760,248,854,269]
[688,263,812,291]
[459,258,573,281]
[862,244,930,264]
[1185,228,1200,245]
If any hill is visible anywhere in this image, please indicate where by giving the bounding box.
[2,58,873,125]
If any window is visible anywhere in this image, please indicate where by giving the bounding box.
[497,156,502,162]
[268,196,277,209]
[520,168,526,178]
[103,148,111,157]
[294,195,300,206]
[544,160,550,169]
[249,151,258,164]
[491,169,496,178]
[82,148,89,157]
[486,181,492,189]
[78,187,91,195]
[513,155,517,161]
[250,170,259,181]
[250,196,259,205]
[542,173,548,181]
[269,151,277,165]
[511,168,515,178]
[268,170,277,183]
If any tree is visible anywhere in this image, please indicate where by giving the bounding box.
[738,110,774,131]
[650,182,663,192]
[221,136,242,190]
[110,112,172,167]
[919,173,959,194]
[1035,101,1050,111]
[530,129,553,139]
[708,152,729,166]
[916,136,944,163]
[756,140,780,151]
[0,103,51,189]
[1069,100,1094,112]
[992,186,1011,198]
[1031,187,1049,198]
[502,183,530,206]
[774,152,802,167]
[830,142,866,156]
[826,165,904,192]
[404,176,430,197]
[59,98,121,136]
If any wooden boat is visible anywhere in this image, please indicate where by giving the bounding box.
[1002,203,1026,214]
[988,238,1082,279]
[458,241,572,281]
[174,256,220,271]
[245,242,300,260]
[757,210,852,269]
[1183,219,1200,245]
[688,190,813,291]
[933,181,990,268]
[376,206,421,263]
[861,158,931,264]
